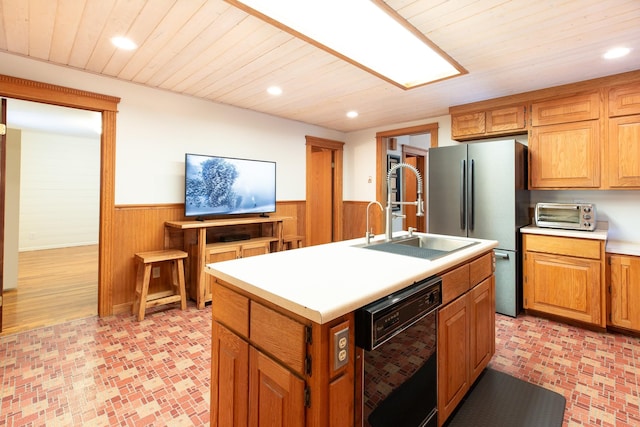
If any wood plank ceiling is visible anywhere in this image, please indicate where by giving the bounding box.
[0,0,639,132]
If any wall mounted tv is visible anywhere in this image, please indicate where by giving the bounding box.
[184,153,276,219]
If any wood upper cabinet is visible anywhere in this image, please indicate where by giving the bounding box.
[531,92,600,126]
[529,92,602,189]
[608,115,640,187]
[608,254,640,332]
[609,83,640,117]
[608,83,640,188]
[523,234,605,327]
[451,105,527,140]
[529,120,601,188]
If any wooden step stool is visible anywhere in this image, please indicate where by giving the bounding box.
[133,249,188,321]
[283,235,305,250]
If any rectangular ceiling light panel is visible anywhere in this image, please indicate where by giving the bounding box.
[227,0,465,89]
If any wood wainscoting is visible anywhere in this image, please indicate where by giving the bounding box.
[111,201,306,314]
[343,201,384,241]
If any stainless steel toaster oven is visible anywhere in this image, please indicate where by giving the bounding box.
[534,203,596,231]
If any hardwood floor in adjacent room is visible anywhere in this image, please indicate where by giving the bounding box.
[1,245,98,336]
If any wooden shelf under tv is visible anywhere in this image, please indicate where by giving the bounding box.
[164,216,288,309]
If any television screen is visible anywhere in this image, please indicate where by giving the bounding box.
[185,153,276,218]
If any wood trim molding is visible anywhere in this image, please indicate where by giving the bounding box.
[1,74,120,317]
[0,74,120,112]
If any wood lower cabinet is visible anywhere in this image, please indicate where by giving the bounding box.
[210,279,355,427]
[437,253,495,426]
[249,347,306,427]
[608,254,640,332]
[211,322,249,426]
[523,234,606,327]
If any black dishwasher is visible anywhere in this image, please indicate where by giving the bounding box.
[356,275,442,427]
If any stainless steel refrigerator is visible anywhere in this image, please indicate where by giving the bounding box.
[428,139,529,316]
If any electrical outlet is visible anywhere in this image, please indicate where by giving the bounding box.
[333,327,349,370]
[152,267,161,278]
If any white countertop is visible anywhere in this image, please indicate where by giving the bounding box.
[205,232,498,324]
[521,222,608,240]
[521,222,640,256]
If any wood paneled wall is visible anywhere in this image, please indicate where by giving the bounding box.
[112,201,307,314]
[343,201,384,241]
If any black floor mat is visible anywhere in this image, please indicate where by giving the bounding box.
[445,369,566,427]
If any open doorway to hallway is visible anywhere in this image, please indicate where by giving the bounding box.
[1,99,100,335]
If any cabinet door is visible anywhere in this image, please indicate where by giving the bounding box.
[249,347,305,427]
[240,240,270,258]
[609,83,640,117]
[211,322,249,427]
[437,294,469,425]
[529,120,600,188]
[486,105,526,133]
[451,111,486,138]
[609,255,640,331]
[524,252,602,326]
[608,115,640,188]
[531,92,600,126]
[469,276,495,385]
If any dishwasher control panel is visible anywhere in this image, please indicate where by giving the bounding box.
[355,276,442,350]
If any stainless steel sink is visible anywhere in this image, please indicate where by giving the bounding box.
[353,234,478,260]
[391,235,478,252]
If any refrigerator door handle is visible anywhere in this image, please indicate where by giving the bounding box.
[469,159,475,231]
[460,159,466,230]
[494,251,510,259]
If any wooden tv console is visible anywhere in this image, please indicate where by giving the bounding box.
[164,216,287,309]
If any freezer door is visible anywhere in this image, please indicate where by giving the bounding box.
[428,144,467,237]
[467,140,518,249]
[494,249,520,317]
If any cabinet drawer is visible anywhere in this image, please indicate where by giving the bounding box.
[441,263,470,305]
[212,282,249,337]
[469,252,493,287]
[525,234,601,259]
[250,302,307,375]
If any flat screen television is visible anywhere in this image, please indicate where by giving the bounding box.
[185,153,276,219]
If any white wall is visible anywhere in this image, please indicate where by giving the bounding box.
[4,129,21,289]
[18,130,100,250]
[343,114,454,201]
[0,52,344,204]
[2,52,639,244]
[530,190,640,243]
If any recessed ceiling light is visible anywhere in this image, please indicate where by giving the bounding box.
[603,47,631,59]
[267,86,283,95]
[227,0,465,89]
[346,111,358,118]
[111,36,137,51]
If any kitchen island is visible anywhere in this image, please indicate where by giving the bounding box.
[205,232,498,427]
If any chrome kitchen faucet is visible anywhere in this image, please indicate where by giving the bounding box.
[385,162,424,241]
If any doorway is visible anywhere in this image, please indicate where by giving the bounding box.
[305,136,344,246]
[0,74,120,334]
[375,123,439,234]
[1,98,100,335]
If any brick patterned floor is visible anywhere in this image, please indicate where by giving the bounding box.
[2,307,639,426]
